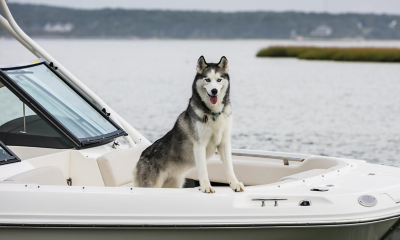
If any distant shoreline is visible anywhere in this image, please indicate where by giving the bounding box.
[257,46,400,62]
[1,3,399,40]
[1,36,400,42]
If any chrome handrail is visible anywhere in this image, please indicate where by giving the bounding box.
[216,152,305,166]
[252,197,288,207]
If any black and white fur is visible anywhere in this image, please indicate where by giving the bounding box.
[133,56,244,193]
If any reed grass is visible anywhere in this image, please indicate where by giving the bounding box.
[256,46,400,62]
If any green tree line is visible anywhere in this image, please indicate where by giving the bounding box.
[0,3,399,39]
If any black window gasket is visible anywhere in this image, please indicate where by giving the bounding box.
[0,61,128,149]
[0,140,21,165]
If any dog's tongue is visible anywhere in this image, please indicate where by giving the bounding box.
[210,96,218,104]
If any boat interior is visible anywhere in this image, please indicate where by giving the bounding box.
[1,143,349,188]
[0,61,349,189]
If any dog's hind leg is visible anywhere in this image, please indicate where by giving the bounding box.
[143,171,167,188]
[173,177,186,188]
[162,176,185,188]
[133,163,167,188]
[152,173,167,188]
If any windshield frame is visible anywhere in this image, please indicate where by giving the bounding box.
[0,140,21,165]
[0,60,127,149]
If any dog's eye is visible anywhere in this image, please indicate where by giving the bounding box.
[205,78,211,82]
[217,78,222,82]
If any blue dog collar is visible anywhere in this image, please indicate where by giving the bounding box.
[212,108,224,121]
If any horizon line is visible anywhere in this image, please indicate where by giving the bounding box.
[7,2,400,17]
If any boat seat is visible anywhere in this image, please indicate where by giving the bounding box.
[4,166,67,186]
[279,169,330,182]
[97,144,150,187]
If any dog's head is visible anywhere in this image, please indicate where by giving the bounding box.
[193,56,230,112]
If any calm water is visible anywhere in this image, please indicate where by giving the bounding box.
[1,39,400,164]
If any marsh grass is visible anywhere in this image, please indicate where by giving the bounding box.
[256,46,400,62]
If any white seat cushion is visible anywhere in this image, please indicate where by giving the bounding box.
[97,145,150,187]
[5,166,67,186]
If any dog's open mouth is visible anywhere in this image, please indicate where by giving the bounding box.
[207,93,218,104]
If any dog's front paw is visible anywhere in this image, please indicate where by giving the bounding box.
[230,181,245,192]
[200,184,215,193]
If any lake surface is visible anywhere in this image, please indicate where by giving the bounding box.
[0,39,400,164]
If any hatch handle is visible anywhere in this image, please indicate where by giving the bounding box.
[252,197,288,207]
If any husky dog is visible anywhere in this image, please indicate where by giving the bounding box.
[133,56,244,193]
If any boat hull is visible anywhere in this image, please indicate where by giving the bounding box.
[1,218,398,240]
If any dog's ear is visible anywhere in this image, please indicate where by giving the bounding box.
[196,56,208,73]
[218,56,228,72]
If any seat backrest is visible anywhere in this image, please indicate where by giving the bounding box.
[4,166,67,186]
[97,145,150,187]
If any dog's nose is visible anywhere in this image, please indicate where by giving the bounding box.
[211,89,218,95]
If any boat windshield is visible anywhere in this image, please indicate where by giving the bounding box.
[0,145,11,160]
[0,61,126,148]
[0,140,20,165]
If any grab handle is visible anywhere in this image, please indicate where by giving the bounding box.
[252,197,288,207]
[215,151,304,166]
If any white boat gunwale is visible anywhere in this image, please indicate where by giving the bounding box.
[0,215,399,228]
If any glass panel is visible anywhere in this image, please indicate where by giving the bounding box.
[0,144,12,160]
[3,64,118,139]
[0,85,36,126]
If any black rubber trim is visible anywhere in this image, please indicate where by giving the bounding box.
[0,61,127,149]
[0,60,44,71]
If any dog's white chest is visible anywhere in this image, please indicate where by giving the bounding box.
[195,113,230,147]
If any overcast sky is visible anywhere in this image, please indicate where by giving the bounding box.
[8,0,400,15]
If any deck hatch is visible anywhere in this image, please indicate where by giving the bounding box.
[358,195,377,207]
[0,60,127,149]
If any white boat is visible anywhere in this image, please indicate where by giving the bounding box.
[0,1,400,239]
